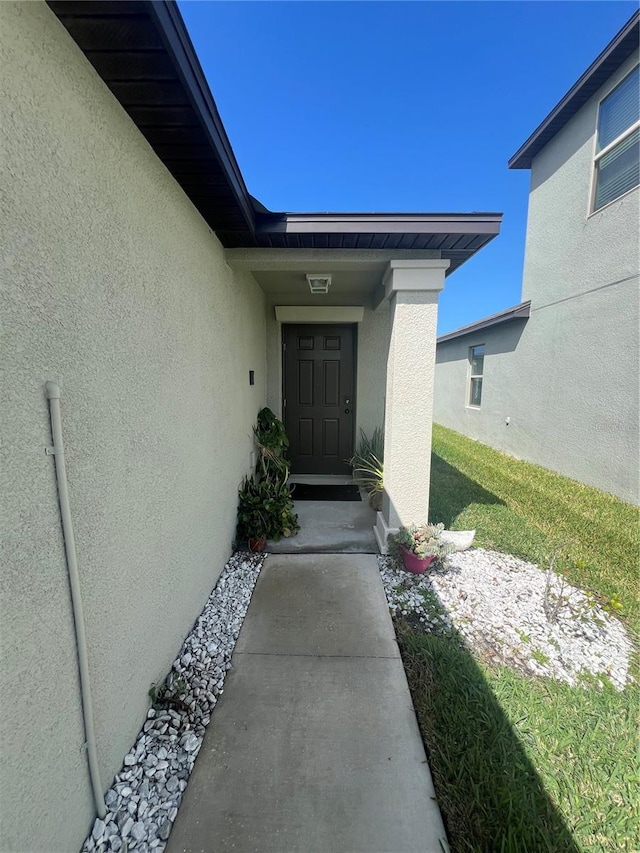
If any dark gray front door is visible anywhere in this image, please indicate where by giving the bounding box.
[283,324,356,475]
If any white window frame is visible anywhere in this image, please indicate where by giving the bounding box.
[467,344,485,409]
[589,64,640,216]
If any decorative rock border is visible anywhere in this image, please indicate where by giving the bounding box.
[378,549,632,690]
[83,552,266,853]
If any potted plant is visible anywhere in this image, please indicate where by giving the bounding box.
[236,408,300,550]
[236,477,270,551]
[350,427,384,511]
[254,407,291,485]
[388,522,455,574]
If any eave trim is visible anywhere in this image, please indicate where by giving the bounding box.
[257,212,503,235]
[147,1,255,230]
[508,11,639,170]
[437,301,531,343]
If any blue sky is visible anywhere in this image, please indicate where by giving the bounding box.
[178,1,636,334]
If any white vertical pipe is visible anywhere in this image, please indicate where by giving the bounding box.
[46,381,106,819]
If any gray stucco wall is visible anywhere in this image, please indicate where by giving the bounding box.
[0,4,266,850]
[521,52,639,307]
[434,52,639,504]
[265,301,391,454]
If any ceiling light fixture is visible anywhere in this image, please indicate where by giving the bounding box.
[306,274,332,294]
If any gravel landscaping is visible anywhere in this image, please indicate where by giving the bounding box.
[81,543,632,852]
[379,548,632,690]
[83,552,265,853]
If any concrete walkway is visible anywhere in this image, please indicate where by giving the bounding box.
[167,554,447,853]
[267,500,377,554]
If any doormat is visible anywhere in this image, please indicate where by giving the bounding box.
[290,483,362,502]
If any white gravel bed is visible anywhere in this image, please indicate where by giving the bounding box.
[379,548,632,690]
[83,551,265,853]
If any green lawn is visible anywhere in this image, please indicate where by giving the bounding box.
[397,424,639,853]
[429,424,639,628]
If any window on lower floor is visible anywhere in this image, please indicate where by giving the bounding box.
[593,64,639,212]
[468,345,485,407]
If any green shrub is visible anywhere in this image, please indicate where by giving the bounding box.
[236,476,298,542]
[236,408,299,543]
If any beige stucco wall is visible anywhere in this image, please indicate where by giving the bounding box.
[433,52,640,504]
[383,290,441,528]
[264,300,391,455]
[265,302,283,417]
[355,304,391,441]
[0,4,266,851]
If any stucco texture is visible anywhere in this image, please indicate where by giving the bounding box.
[433,53,639,504]
[384,292,440,526]
[0,4,266,850]
[521,52,640,307]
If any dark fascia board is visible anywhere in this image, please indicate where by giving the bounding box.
[147,1,255,230]
[437,301,531,344]
[509,10,639,169]
[46,0,502,252]
[48,0,256,233]
[257,212,503,235]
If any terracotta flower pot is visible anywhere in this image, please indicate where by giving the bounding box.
[248,537,266,553]
[401,546,436,574]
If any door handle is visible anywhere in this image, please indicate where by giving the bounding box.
[345,409,351,414]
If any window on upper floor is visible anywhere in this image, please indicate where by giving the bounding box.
[468,345,485,408]
[592,64,640,212]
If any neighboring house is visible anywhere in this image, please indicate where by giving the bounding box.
[434,12,639,505]
[0,2,501,850]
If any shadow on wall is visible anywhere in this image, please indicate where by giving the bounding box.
[435,320,528,365]
[528,104,595,193]
[429,453,505,527]
[396,619,582,852]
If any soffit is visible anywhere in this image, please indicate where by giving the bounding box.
[224,215,502,274]
[255,270,380,302]
[47,0,256,236]
[228,249,434,306]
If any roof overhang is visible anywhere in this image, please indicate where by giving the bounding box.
[223,213,502,275]
[509,11,639,170]
[437,301,531,343]
[47,0,502,270]
[47,0,256,236]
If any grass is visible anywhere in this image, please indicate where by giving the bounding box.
[429,423,639,628]
[395,424,639,853]
[398,624,639,853]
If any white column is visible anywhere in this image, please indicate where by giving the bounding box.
[374,259,450,553]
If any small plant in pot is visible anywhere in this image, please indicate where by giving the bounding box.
[236,477,299,550]
[236,477,270,552]
[236,408,300,551]
[350,427,384,511]
[388,522,455,574]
